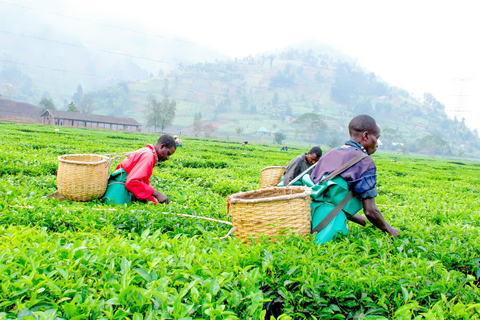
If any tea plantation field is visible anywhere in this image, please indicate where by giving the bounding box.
[1,122,480,319]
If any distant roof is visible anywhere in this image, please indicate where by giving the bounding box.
[41,109,140,126]
[272,129,283,134]
[257,126,270,133]
[0,99,42,122]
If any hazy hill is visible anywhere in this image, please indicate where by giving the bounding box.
[86,47,479,156]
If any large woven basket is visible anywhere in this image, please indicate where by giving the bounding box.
[229,186,312,242]
[57,154,110,202]
[259,166,286,188]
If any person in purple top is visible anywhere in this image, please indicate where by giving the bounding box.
[310,114,399,241]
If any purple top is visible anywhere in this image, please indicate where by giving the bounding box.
[310,140,378,199]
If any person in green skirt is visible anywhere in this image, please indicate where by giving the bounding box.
[308,115,399,244]
[102,135,176,205]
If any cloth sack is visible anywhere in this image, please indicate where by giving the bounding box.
[302,174,363,244]
[101,168,133,204]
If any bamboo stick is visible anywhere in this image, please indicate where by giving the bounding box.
[161,212,232,225]
[9,204,232,225]
[377,204,406,208]
[9,205,34,209]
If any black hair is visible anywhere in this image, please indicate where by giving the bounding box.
[309,146,322,158]
[155,134,176,149]
[348,115,379,137]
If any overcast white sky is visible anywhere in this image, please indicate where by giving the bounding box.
[6,0,480,131]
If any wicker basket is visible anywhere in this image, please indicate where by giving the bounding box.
[229,186,312,242]
[259,166,286,188]
[57,154,110,202]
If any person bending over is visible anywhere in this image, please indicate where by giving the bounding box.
[308,114,399,243]
[102,134,176,205]
[282,146,322,186]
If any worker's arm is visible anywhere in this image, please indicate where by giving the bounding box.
[362,197,399,237]
[347,213,366,226]
[124,154,158,203]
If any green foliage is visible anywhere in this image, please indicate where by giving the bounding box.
[72,84,83,106]
[294,113,328,146]
[381,128,403,150]
[331,64,389,105]
[80,93,94,114]
[328,135,343,149]
[145,96,177,132]
[39,97,55,112]
[270,69,296,88]
[416,134,448,156]
[66,101,78,112]
[192,112,203,137]
[203,123,217,138]
[1,122,480,318]
[274,131,286,145]
[235,127,243,135]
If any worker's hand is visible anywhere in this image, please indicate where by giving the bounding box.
[153,190,170,204]
[387,226,400,237]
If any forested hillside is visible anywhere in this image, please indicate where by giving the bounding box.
[87,48,479,157]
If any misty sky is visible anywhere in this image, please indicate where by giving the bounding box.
[3,0,480,131]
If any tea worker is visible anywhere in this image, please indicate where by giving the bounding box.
[174,135,183,147]
[307,114,399,243]
[281,146,322,186]
[102,134,176,205]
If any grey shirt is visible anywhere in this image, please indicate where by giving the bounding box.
[283,153,309,186]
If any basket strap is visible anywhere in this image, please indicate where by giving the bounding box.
[286,162,318,187]
[312,191,353,234]
[104,151,136,169]
[103,151,136,157]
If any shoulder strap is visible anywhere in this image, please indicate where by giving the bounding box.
[320,153,368,182]
[312,152,368,234]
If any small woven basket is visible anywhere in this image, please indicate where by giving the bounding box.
[259,166,286,188]
[229,186,312,242]
[57,154,110,202]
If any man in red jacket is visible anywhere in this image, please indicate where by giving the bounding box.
[104,134,176,204]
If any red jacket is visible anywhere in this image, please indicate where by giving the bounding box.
[117,144,158,203]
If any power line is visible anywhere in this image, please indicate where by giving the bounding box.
[0,58,235,99]
[0,58,108,79]
[0,30,178,66]
[0,1,342,75]
[0,0,197,45]
[0,28,340,78]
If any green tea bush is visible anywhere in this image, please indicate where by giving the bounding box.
[0,122,480,319]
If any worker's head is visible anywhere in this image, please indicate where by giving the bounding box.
[154,134,176,162]
[306,146,322,165]
[348,115,381,155]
